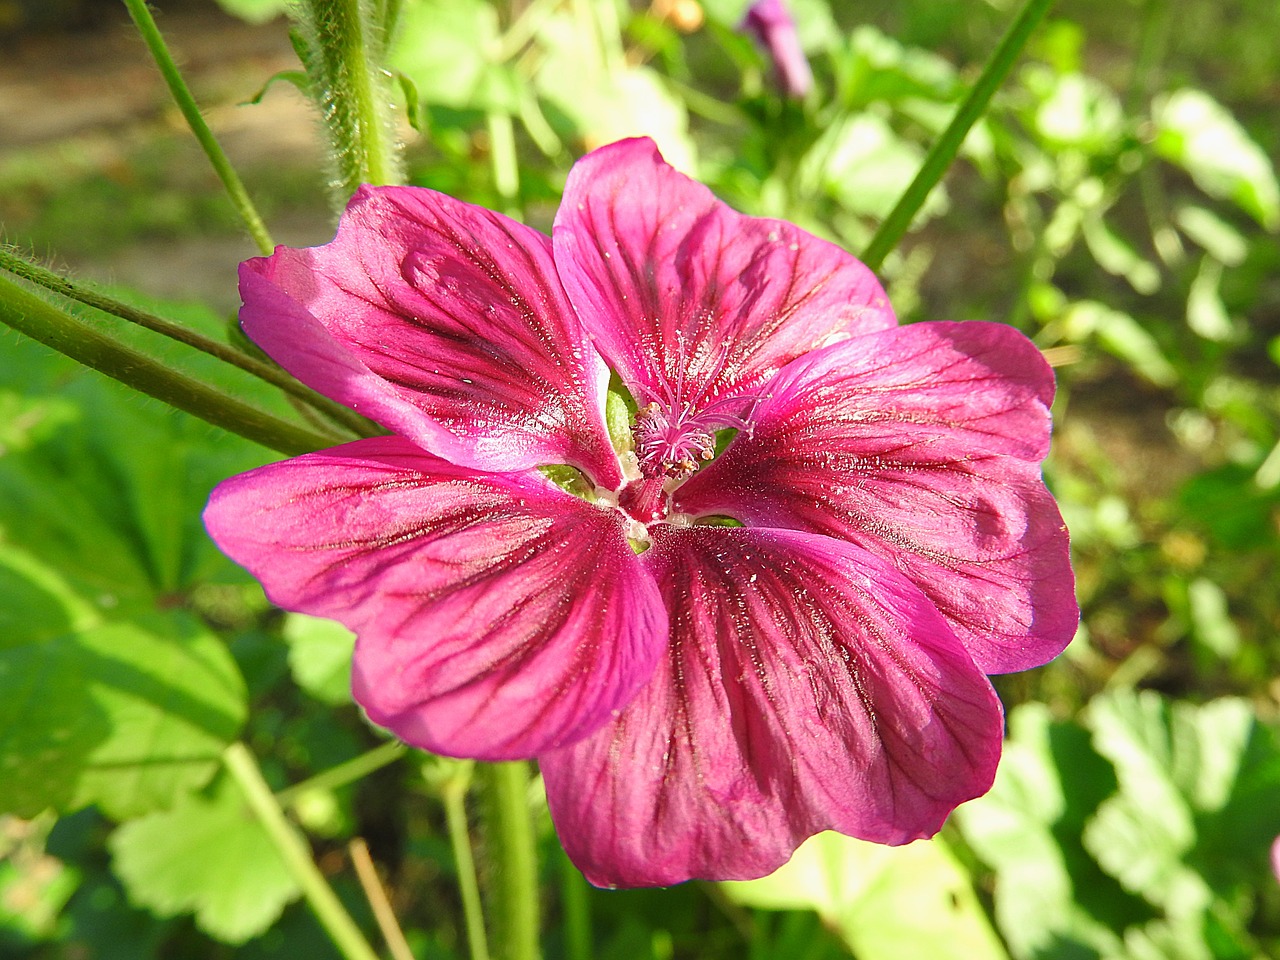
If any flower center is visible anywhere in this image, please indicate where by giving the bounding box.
[632,402,718,481]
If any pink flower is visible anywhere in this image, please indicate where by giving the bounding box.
[741,0,814,98]
[1272,836,1280,884]
[203,138,1076,887]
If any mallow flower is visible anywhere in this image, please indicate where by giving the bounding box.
[204,137,1077,888]
[741,0,813,98]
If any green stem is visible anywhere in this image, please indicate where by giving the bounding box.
[276,740,407,811]
[440,766,492,960]
[860,0,1056,272]
[487,111,520,214]
[0,249,376,438]
[297,0,404,202]
[223,743,381,960]
[0,273,334,456]
[121,0,274,256]
[558,848,591,960]
[481,761,541,960]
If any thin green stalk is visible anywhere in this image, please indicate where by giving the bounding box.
[860,0,1056,272]
[0,249,376,438]
[440,766,492,960]
[481,761,541,960]
[558,849,591,960]
[487,111,521,214]
[122,0,274,255]
[276,740,407,811]
[0,273,333,456]
[223,743,381,960]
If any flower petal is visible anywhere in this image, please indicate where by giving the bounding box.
[240,185,622,488]
[553,138,895,416]
[677,321,1077,673]
[203,437,665,759]
[540,524,1003,888]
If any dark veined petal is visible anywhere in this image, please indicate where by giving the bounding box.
[552,138,895,419]
[540,524,1003,888]
[677,321,1078,673]
[240,185,622,489]
[202,437,665,759]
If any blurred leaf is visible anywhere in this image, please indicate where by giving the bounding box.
[801,113,946,221]
[1083,690,1280,918]
[389,0,504,110]
[722,832,1007,960]
[1152,89,1280,230]
[1061,300,1178,387]
[282,614,355,706]
[1082,217,1161,295]
[1031,70,1124,153]
[0,550,246,821]
[956,704,1126,959]
[835,25,959,108]
[109,774,300,944]
[211,0,290,24]
[1174,206,1249,267]
[1186,257,1234,341]
[1186,578,1242,660]
[534,13,694,171]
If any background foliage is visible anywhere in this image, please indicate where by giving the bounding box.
[1,0,1278,957]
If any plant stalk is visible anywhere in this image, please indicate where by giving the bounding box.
[223,743,381,960]
[480,761,541,960]
[860,0,1057,271]
[122,0,275,255]
[0,273,333,456]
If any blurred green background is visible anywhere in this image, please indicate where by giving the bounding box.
[1,1,1278,958]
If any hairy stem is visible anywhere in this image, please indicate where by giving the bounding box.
[0,248,376,438]
[0,273,334,456]
[122,0,274,255]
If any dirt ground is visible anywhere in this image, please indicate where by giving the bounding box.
[0,2,333,311]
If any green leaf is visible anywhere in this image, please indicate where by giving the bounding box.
[1152,88,1280,230]
[389,0,503,109]
[283,614,355,706]
[212,0,291,25]
[956,704,1127,959]
[722,832,1007,960]
[0,550,246,820]
[1032,70,1125,154]
[802,114,948,222]
[1083,690,1279,915]
[1186,257,1234,342]
[1061,300,1178,387]
[1174,206,1249,267]
[109,773,300,943]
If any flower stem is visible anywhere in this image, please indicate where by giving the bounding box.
[295,0,405,203]
[439,764,492,960]
[348,837,416,960]
[276,740,407,811]
[0,247,376,439]
[480,761,541,960]
[121,0,274,256]
[860,0,1057,272]
[222,742,381,960]
[558,849,592,960]
[0,272,334,456]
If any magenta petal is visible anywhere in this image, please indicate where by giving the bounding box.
[553,138,896,416]
[677,321,1077,674]
[540,525,1003,888]
[240,185,622,488]
[202,437,665,759]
